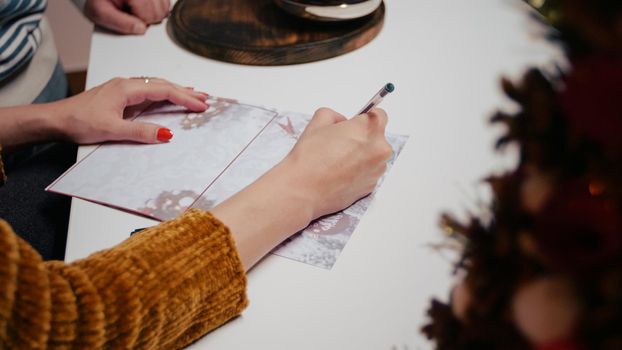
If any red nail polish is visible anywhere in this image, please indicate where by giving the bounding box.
[157,128,173,142]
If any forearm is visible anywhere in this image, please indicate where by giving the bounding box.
[68,210,247,349]
[211,159,315,270]
[0,211,247,349]
[0,103,64,149]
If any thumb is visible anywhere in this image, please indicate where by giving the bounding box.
[304,107,347,133]
[89,1,147,35]
[112,120,172,144]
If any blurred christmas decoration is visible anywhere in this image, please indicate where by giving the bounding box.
[422,1,622,349]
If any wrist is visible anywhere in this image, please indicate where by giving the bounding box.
[0,103,66,148]
[43,95,87,142]
[210,159,317,270]
[38,100,69,141]
[264,159,317,225]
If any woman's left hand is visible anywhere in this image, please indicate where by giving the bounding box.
[53,77,208,144]
[0,77,207,149]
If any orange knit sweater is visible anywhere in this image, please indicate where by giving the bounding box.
[0,149,249,349]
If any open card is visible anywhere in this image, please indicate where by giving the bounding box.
[48,97,408,269]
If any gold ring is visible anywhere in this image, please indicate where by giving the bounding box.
[131,76,156,84]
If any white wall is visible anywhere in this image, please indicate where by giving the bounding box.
[46,0,93,72]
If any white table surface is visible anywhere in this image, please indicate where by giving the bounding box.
[65,1,563,348]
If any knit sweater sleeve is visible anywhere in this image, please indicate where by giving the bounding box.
[0,209,248,349]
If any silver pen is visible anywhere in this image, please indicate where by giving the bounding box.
[357,83,395,115]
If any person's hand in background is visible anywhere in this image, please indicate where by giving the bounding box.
[84,0,171,35]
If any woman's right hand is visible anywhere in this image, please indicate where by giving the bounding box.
[280,107,393,220]
[211,107,392,270]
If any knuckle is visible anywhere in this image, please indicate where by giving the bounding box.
[368,164,386,183]
[109,77,127,90]
[120,82,133,95]
[372,107,387,118]
[165,90,176,101]
[371,108,388,126]
[109,77,123,85]
[125,21,137,33]
[372,141,393,162]
[380,142,393,160]
[157,77,171,85]
[133,127,152,141]
[310,107,335,125]
[155,11,167,22]
[102,128,117,141]
[314,107,333,117]
[101,78,122,92]
[144,10,162,23]
[169,82,182,92]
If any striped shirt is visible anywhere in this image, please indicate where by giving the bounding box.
[0,0,47,82]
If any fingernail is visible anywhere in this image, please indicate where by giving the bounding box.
[133,22,147,35]
[157,128,173,142]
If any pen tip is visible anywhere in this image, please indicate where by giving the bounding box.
[385,83,395,93]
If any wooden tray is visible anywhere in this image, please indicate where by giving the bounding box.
[169,0,385,66]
